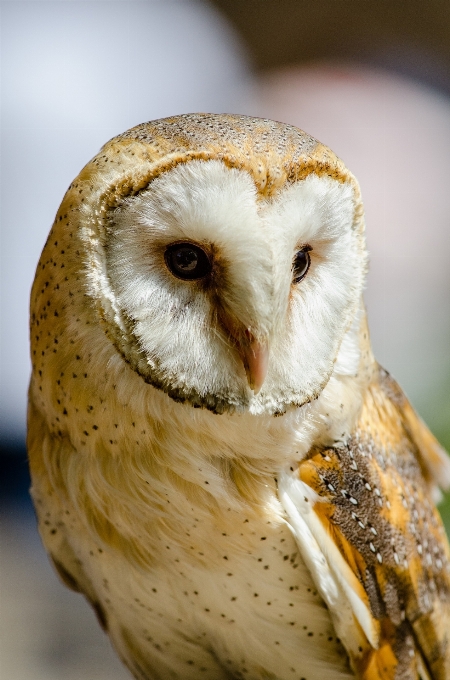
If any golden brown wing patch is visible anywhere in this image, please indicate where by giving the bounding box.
[298,367,450,680]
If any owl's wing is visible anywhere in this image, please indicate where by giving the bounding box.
[279,366,450,680]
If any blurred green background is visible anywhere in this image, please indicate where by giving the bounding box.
[436,419,450,530]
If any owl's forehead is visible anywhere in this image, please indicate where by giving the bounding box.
[112,113,321,195]
[98,113,358,201]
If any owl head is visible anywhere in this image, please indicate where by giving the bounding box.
[74,114,366,416]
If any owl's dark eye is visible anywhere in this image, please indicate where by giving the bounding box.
[292,247,312,284]
[164,243,212,281]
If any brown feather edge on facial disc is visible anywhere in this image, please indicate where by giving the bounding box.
[74,114,365,414]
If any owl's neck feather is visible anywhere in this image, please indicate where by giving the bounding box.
[35,304,374,568]
[30,298,374,564]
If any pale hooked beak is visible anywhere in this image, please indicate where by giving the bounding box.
[240,330,269,394]
[219,311,270,393]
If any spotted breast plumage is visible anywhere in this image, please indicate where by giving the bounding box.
[28,113,450,680]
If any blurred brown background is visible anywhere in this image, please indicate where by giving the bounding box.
[1,1,449,678]
[213,0,450,91]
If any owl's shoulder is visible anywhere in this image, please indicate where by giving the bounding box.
[357,366,450,495]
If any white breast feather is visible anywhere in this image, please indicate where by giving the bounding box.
[278,468,379,653]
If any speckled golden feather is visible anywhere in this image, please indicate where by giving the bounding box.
[297,366,450,679]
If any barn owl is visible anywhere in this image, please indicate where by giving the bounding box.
[28,114,450,680]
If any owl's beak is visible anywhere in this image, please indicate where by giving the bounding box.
[240,331,269,394]
[219,311,269,393]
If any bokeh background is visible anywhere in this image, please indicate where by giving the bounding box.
[1,2,449,678]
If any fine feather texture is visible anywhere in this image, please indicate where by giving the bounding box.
[280,367,450,679]
[28,114,450,680]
